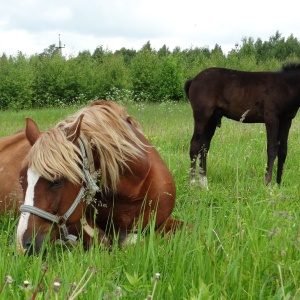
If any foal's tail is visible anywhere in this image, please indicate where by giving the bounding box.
[184,79,193,99]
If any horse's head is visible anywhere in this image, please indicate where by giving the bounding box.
[17,101,147,254]
[17,115,93,255]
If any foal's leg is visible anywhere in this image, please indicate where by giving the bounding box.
[200,117,219,186]
[190,108,214,188]
[195,119,218,189]
[190,116,207,184]
[265,120,279,185]
[276,119,292,184]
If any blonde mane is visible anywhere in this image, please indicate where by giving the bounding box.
[27,100,146,192]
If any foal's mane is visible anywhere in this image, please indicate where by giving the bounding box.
[281,62,300,72]
[27,100,146,192]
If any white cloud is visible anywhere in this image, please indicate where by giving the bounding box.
[42,6,73,23]
[0,0,299,56]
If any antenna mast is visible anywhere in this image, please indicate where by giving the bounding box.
[56,34,65,54]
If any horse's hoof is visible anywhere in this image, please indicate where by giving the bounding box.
[119,233,139,247]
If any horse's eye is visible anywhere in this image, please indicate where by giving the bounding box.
[50,179,62,189]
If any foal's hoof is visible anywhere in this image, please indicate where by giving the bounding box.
[190,176,209,190]
[199,176,209,190]
[190,178,197,185]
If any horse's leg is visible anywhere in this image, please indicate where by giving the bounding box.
[276,119,292,184]
[265,120,279,185]
[78,218,111,249]
[119,231,139,247]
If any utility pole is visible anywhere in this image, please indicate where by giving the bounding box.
[56,34,65,55]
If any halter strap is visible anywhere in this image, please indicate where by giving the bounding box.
[20,133,99,243]
[78,134,99,195]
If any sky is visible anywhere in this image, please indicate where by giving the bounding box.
[0,0,299,57]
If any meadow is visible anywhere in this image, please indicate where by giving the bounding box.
[0,100,300,299]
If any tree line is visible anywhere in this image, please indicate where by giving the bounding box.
[0,31,299,110]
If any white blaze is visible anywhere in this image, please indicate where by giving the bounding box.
[17,168,40,251]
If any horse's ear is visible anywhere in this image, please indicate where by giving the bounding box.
[66,114,84,143]
[25,117,41,146]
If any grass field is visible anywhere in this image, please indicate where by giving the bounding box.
[0,101,300,299]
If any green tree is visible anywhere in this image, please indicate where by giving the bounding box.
[130,47,159,100]
[92,53,131,97]
[30,54,78,107]
[156,55,184,100]
[157,45,171,57]
[114,47,137,65]
[39,44,60,57]
[0,52,34,110]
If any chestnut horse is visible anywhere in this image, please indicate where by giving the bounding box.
[17,100,183,254]
[0,130,30,216]
[185,63,300,189]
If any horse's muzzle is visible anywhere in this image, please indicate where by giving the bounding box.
[21,233,46,255]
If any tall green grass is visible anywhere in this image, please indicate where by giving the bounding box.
[0,101,300,299]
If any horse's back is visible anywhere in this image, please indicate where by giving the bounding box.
[0,130,30,215]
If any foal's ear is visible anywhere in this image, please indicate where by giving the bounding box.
[66,114,84,143]
[25,117,41,146]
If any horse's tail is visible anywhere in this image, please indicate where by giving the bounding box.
[184,79,193,99]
